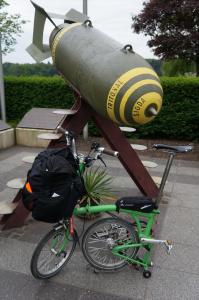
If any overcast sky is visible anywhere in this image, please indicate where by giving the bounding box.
[4,0,156,64]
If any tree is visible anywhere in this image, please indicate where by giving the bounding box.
[162,59,196,76]
[3,62,58,76]
[146,59,162,76]
[0,0,26,54]
[132,0,199,76]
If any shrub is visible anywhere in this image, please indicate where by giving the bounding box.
[5,76,74,121]
[134,77,199,141]
[4,76,199,141]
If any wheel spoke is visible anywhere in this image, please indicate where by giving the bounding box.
[82,218,138,270]
[31,228,76,279]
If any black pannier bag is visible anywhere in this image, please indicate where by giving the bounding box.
[22,147,85,223]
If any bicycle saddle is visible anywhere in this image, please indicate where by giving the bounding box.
[115,197,156,213]
[153,144,193,153]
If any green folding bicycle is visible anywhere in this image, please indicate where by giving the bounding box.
[30,126,193,279]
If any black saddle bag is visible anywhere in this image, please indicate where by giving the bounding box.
[115,197,156,213]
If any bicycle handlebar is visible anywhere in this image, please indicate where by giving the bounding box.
[98,147,119,157]
[56,126,67,135]
[56,126,119,158]
[56,126,76,138]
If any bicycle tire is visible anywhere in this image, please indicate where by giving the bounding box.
[31,226,76,279]
[82,217,139,271]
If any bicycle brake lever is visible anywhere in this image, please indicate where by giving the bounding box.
[98,155,107,167]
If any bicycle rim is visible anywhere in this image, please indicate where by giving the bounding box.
[31,227,76,279]
[82,217,138,270]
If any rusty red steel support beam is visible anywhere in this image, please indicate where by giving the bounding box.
[1,97,158,230]
[93,113,158,198]
[0,189,29,229]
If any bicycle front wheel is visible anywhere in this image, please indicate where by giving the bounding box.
[31,226,76,279]
[82,217,138,271]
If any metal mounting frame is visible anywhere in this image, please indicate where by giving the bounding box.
[0,96,158,230]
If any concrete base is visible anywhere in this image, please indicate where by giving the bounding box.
[16,128,53,147]
[15,108,66,147]
[0,129,15,149]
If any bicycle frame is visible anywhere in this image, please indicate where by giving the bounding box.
[74,143,160,271]
[51,226,71,255]
[73,204,160,270]
[111,209,160,269]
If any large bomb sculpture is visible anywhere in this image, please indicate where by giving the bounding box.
[0,2,161,230]
[27,1,163,126]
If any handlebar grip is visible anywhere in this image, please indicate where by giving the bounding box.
[56,126,67,135]
[100,147,119,157]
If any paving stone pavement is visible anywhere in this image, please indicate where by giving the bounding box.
[0,145,199,300]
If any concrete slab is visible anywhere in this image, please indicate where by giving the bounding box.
[0,144,199,299]
[54,251,147,300]
[22,155,37,164]
[0,268,132,300]
[0,237,35,275]
[53,109,77,115]
[169,194,199,210]
[152,176,162,185]
[120,127,136,133]
[0,269,29,300]
[18,280,82,300]
[158,206,199,247]
[131,144,147,151]
[6,178,26,189]
[142,160,158,168]
[146,267,199,300]
[0,235,146,299]
[0,152,37,174]
[154,243,199,275]
[16,108,66,147]
[0,188,19,203]
[37,133,61,140]
[16,128,53,147]
[17,108,65,130]
[0,128,15,149]
[173,182,199,197]
[0,202,18,214]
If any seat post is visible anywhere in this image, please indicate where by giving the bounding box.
[155,151,176,207]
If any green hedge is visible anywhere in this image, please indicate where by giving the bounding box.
[4,76,199,141]
[135,77,199,141]
[5,76,74,122]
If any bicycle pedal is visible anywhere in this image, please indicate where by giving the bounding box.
[165,240,173,255]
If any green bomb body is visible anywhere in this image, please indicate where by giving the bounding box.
[28,3,163,126]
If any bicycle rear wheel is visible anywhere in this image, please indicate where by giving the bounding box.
[82,217,138,271]
[31,225,76,279]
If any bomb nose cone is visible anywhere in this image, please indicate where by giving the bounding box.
[147,106,158,116]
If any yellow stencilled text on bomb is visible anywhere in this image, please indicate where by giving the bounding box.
[133,98,146,117]
[107,80,123,109]
[107,68,161,124]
